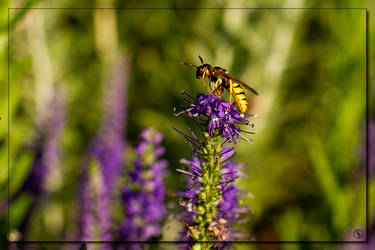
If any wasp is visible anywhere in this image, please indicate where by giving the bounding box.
[181,56,258,113]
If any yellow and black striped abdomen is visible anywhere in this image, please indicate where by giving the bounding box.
[232,82,248,113]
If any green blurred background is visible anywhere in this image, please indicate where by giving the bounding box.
[1,0,374,249]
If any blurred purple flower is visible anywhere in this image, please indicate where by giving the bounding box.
[1,86,65,238]
[79,56,129,244]
[80,159,105,241]
[20,87,66,196]
[119,128,168,241]
[92,56,129,192]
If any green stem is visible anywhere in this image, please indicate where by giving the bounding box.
[192,132,224,249]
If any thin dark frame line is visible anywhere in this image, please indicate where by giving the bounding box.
[8,240,368,244]
[365,9,369,243]
[7,7,10,243]
[7,7,368,244]
[8,7,367,10]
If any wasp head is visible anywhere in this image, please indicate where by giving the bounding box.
[196,64,212,79]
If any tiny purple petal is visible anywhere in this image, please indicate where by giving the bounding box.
[220,147,236,163]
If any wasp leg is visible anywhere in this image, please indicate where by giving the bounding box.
[225,79,233,113]
[211,86,222,97]
[201,70,210,93]
[212,78,223,97]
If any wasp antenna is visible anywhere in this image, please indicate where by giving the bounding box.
[180,62,197,68]
[198,55,204,64]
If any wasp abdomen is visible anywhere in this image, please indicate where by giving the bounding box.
[232,82,248,113]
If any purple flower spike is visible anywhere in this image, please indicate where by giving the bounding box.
[120,128,168,241]
[22,87,66,197]
[94,56,129,192]
[0,86,66,238]
[79,56,129,244]
[175,90,254,246]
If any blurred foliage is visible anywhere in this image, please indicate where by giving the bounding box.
[0,0,374,249]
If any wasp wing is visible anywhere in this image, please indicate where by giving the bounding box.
[216,70,259,96]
